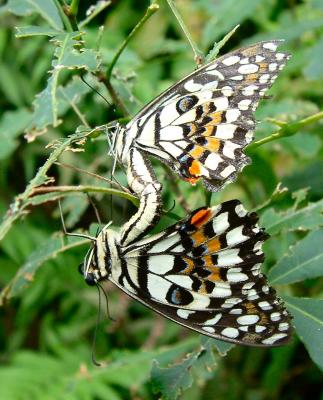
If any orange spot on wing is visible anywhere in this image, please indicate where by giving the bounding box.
[191,230,207,246]
[245,73,258,83]
[205,137,220,152]
[208,269,221,282]
[209,111,223,125]
[203,255,214,268]
[188,160,202,177]
[258,62,268,73]
[190,145,204,159]
[202,125,215,136]
[206,237,221,253]
[241,45,259,57]
[191,208,212,228]
[182,257,194,274]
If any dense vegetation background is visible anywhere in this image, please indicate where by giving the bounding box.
[0,0,322,399]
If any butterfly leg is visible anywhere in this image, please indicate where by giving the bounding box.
[120,148,162,246]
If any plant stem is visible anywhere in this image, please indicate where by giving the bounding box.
[246,111,323,153]
[69,0,80,17]
[30,185,139,207]
[106,3,159,80]
[54,0,74,32]
[55,161,130,192]
[166,0,204,65]
[99,3,159,116]
[79,1,112,28]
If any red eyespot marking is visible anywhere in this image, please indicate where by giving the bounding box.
[190,208,212,228]
[188,160,202,177]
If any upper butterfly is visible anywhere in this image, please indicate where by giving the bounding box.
[114,41,290,191]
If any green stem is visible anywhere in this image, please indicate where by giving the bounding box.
[106,3,159,80]
[54,0,74,32]
[69,0,80,17]
[246,111,323,153]
[166,0,204,65]
[30,185,139,207]
[79,1,112,28]
[66,0,80,30]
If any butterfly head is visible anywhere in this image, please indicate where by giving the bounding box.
[79,223,114,286]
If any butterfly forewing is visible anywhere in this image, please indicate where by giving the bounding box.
[112,200,292,346]
[118,41,290,191]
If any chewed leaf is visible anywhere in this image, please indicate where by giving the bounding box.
[25,33,100,138]
[151,341,218,400]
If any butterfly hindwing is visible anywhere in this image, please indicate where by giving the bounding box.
[117,41,290,191]
[113,200,292,346]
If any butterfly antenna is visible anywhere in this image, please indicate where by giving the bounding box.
[91,284,103,367]
[97,282,115,322]
[80,74,112,108]
[58,200,96,241]
[86,194,102,228]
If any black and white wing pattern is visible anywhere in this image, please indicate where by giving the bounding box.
[116,41,290,191]
[112,200,292,346]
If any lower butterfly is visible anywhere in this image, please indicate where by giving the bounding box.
[80,199,292,347]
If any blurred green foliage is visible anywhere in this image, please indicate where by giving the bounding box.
[0,0,322,399]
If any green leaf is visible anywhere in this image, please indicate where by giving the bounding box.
[284,296,323,371]
[0,0,34,16]
[203,337,234,356]
[269,229,323,284]
[26,0,63,31]
[1,0,64,30]
[0,109,31,160]
[0,234,88,304]
[261,199,323,235]
[151,338,219,400]
[303,38,323,80]
[15,25,61,37]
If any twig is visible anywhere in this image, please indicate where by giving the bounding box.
[30,185,139,206]
[100,3,159,116]
[106,3,159,80]
[55,162,130,193]
[79,1,112,28]
[62,0,79,31]
[166,0,204,65]
[246,111,323,153]
[54,0,74,32]
[205,25,240,63]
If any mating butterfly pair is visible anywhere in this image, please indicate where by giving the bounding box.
[79,41,292,346]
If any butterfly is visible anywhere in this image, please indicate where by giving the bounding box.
[110,41,290,246]
[114,40,290,191]
[80,199,292,347]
